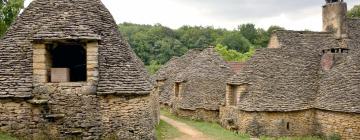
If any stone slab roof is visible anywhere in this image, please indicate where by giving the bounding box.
[174,48,235,110]
[155,49,201,105]
[33,22,101,41]
[0,0,151,97]
[228,30,359,112]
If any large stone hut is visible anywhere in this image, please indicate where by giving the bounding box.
[154,49,201,107]
[172,48,235,121]
[0,0,157,139]
[220,1,359,139]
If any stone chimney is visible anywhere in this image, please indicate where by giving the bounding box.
[323,0,347,38]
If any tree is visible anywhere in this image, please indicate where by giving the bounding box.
[0,0,24,37]
[267,25,285,34]
[118,22,285,72]
[348,5,360,18]
[216,31,253,53]
[215,44,255,62]
[238,23,257,44]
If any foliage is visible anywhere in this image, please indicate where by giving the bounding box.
[119,23,283,68]
[347,5,360,18]
[325,133,341,140]
[238,23,258,45]
[0,0,24,37]
[146,60,162,75]
[0,132,17,140]
[215,44,255,62]
[156,120,183,140]
[216,31,252,53]
[260,136,322,140]
[160,109,250,140]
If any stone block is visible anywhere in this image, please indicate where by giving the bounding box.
[33,63,46,69]
[51,68,70,83]
[33,54,46,63]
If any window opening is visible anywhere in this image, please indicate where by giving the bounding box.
[175,83,180,97]
[47,42,87,82]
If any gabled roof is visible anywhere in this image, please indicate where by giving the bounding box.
[0,0,151,97]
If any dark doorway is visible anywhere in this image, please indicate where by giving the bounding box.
[49,43,87,82]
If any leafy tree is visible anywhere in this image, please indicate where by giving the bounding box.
[0,0,24,37]
[267,25,285,34]
[216,31,252,53]
[118,22,284,73]
[215,44,255,62]
[176,26,225,49]
[238,23,258,44]
[146,60,162,75]
[348,5,360,18]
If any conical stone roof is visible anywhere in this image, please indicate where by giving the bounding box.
[0,0,151,97]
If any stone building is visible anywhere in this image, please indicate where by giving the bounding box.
[154,49,201,107]
[0,0,157,139]
[172,48,235,121]
[220,1,359,139]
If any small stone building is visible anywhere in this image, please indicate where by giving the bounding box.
[154,49,201,107]
[220,1,359,139]
[172,48,235,121]
[0,0,157,139]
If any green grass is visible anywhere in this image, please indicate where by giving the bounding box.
[0,132,17,140]
[160,109,326,140]
[160,109,250,140]
[260,136,322,140]
[156,120,183,140]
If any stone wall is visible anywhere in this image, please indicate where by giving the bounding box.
[220,107,360,139]
[220,108,316,137]
[0,99,43,137]
[172,108,219,122]
[315,110,360,140]
[0,84,157,139]
[99,95,156,140]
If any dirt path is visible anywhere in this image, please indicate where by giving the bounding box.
[160,115,213,140]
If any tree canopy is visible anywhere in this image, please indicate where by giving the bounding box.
[0,0,24,37]
[348,5,360,18]
[119,23,281,67]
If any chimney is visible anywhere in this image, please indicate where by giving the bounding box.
[323,0,347,38]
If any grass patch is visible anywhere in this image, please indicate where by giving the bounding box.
[160,109,250,140]
[156,120,183,140]
[0,132,17,140]
[260,136,322,140]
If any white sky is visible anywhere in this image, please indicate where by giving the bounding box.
[24,0,358,31]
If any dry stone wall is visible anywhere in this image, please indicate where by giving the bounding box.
[0,91,157,139]
[172,108,219,122]
[316,110,360,140]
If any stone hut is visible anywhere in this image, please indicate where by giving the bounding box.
[154,49,201,108]
[220,1,359,139]
[0,0,157,139]
[172,48,235,121]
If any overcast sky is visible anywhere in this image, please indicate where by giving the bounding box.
[24,0,358,31]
